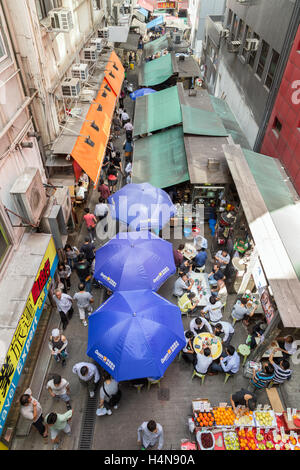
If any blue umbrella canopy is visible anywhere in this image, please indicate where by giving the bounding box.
[130,88,156,100]
[87,290,185,381]
[108,182,177,231]
[94,231,176,292]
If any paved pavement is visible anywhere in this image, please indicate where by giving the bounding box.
[12,57,283,452]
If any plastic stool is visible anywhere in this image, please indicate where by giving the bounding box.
[133,384,144,393]
[191,370,206,384]
[238,344,251,365]
[147,379,161,390]
[224,373,232,384]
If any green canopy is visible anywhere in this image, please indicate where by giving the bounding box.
[143,34,169,57]
[243,148,300,279]
[132,126,189,188]
[209,95,251,149]
[139,53,173,86]
[181,104,229,136]
[133,85,182,136]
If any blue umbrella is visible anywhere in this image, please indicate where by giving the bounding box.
[87,290,185,381]
[94,231,176,292]
[108,182,177,231]
[130,88,156,100]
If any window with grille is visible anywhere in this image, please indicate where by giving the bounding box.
[248,32,260,68]
[35,0,62,20]
[265,50,279,90]
[256,40,270,78]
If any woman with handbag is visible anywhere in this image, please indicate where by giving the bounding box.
[96,372,121,416]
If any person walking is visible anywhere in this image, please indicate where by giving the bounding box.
[121,108,130,124]
[19,388,48,441]
[74,253,92,292]
[64,244,79,270]
[45,410,73,450]
[80,237,95,265]
[107,164,119,193]
[96,372,121,416]
[83,208,97,242]
[53,289,73,330]
[49,328,68,366]
[137,420,164,450]
[98,178,111,201]
[46,374,71,410]
[72,362,100,398]
[73,283,94,327]
[58,263,71,293]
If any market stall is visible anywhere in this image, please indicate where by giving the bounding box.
[181,399,300,451]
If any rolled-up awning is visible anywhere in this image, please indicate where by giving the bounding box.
[132,126,189,188]
[71,51,124,186]
[133,85,182,136]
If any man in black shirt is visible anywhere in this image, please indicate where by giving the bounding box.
[80,237,95,264]
[74,254,92,293]
[230,388,257,413]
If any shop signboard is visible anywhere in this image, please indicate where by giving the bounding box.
[252,259,267,294]
[157,1,176,9]
[260,286,275,324]
[0,237,58,436]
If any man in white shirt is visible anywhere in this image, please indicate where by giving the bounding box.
[201,296,223,325]
[19,388,47,439]
[190,316,213,336]
[214,321,234,346]
[215,249,230,271]
[94,197,109,221]
[209,345,240,375]
[72,362,100,398]
[121,109,130,123]
[137,420,164,450]
[75,181,86,202]
[53,289,73,330]
[173,273,194,297]
[124,121,133,131]
[47,374,71,410]
[194,347,213,375]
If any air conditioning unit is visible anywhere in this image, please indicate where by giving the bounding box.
[228,40,241,53]
[83,46,98,61]
[49,8,74,32]
[92,0,102,9]
[220,28,230,39]
[53,187,72,224]
[10,168,47,225]
[98,28,109,39]
[245,38,259,52]
[90,38,104,52]
[71,63,89,81]
[61,78,81,98]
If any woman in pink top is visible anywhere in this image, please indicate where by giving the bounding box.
[83,208,97,242]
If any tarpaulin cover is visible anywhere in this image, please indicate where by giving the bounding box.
[133,85,182,136]
[139,7,149,17]
[143,34,169,57]
[181,104,229,136]
[132,126,189,188]
[71,51,124,185]
[242,148,300,279]
[138,0,155,12]
[210,95,251,149]
[140,53,173,86]
[118,32,140,50]
[147,16,164,29]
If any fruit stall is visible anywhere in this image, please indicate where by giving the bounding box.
[185,399,300,451]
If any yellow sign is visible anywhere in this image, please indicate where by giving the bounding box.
[0,237,58,435]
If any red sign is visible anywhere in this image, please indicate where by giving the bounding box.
[157,1,176,8]
[31,258,51,305]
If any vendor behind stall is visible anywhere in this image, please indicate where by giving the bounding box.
[230,389,257,413]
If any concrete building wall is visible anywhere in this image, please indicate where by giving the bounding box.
[3,0,107,146]
[215,0,295,147]
[261,26,300,194]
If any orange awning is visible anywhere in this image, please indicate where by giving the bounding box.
[71,53,124,187]
[105,50,124,97]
